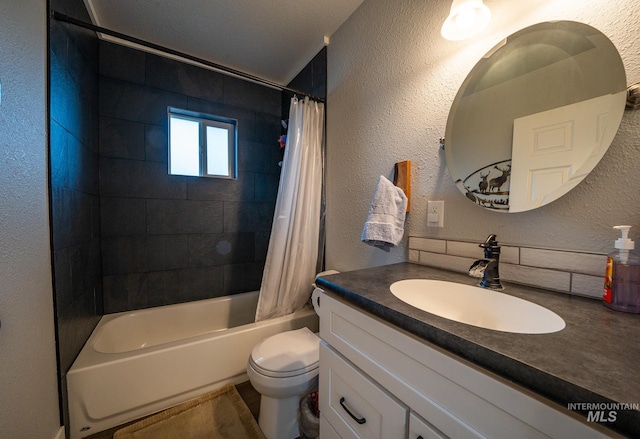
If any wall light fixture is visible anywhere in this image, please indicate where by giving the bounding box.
[441,0,491,41]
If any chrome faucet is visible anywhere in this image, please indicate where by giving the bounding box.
[469,234,503,290]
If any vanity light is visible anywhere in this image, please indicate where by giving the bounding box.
[441,0,491,41]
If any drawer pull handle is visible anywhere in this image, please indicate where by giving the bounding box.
[417,436,424,439]
[339,397,366,425]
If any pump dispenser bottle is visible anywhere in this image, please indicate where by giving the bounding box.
[603,225,640,313]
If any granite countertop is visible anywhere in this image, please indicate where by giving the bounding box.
[315,262,640,437]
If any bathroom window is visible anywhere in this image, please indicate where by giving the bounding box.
[168,108,237,179]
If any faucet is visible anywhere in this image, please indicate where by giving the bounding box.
[469,234,503,290]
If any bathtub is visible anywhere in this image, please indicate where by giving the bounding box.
[66,291,319,438]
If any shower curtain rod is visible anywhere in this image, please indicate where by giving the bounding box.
[51,11,325,103]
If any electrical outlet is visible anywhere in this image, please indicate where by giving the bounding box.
[427,200,444,227]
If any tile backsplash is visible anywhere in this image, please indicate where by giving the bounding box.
[408,237,607,299]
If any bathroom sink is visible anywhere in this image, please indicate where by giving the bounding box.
[390,279,565,334]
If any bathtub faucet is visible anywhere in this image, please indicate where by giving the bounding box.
[469,234,503,290]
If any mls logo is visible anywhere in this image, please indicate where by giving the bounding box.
[587,410,617,423]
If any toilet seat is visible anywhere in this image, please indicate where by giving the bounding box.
[249,327,320,378]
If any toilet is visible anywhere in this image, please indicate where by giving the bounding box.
[247,327,320,439]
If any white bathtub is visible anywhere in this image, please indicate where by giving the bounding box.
[66,291,319,438]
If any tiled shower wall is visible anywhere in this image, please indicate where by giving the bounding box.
[408,236,607,299]
[99,41,284,313]
[49,0,102,426]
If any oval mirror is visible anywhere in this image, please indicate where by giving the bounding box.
[445,21,626,213]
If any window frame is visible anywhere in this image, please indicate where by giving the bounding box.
[167,107,238,179]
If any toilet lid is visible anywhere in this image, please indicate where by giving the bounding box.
[250,327,320,378]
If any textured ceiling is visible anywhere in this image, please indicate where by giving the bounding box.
[84,0,364,85]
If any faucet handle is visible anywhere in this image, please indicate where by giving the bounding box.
[480,234,498,248]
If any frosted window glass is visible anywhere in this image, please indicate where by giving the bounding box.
[206,126,229,177]
[169,117,200,176]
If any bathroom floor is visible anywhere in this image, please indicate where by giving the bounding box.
[83,381,261,438]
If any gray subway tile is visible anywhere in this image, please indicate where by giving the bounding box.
[418,251,475,274]
[572,273,605,299]
[446,241,483,259]
[409,237,446,253]
[500,246,520,264]
[500,263,571,292]
[520,247,606,276]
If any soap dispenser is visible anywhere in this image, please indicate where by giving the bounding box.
[603,225,640,313]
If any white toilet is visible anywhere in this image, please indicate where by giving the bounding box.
[247,327,320,439]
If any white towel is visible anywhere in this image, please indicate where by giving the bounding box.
[361,175,408,252]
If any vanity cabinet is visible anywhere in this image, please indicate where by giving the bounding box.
[313,288,613,439]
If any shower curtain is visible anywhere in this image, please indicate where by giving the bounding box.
[255,96,325,321]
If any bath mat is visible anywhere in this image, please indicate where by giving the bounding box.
[113,383,265,439]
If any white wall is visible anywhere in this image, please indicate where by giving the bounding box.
[0,0,61,437]
[326,0,640,271]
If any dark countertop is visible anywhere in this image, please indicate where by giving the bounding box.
[315,263,640,437]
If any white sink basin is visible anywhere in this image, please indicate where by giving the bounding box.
[390,279,565,334]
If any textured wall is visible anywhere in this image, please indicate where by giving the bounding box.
[99,42,284,312]
[0,0,61,437]
[326,0,640,271]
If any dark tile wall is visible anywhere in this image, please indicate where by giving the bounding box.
[282,47,327,269]
[49,0,102,428]
[99,41,284,312]
[282,46,327,127]
[287,47,327,100]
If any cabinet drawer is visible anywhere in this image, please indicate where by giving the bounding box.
[409,412,447,439]
[319,342,407,439]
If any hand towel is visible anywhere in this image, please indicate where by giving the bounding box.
[361,175,408,252]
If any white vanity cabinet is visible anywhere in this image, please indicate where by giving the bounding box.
[313,288,615,439]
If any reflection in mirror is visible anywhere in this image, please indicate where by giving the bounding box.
[445,21,626,213]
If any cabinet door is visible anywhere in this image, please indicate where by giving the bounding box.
[319,342,407,439]
[320,415,342,439]
[409,412,448,439]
